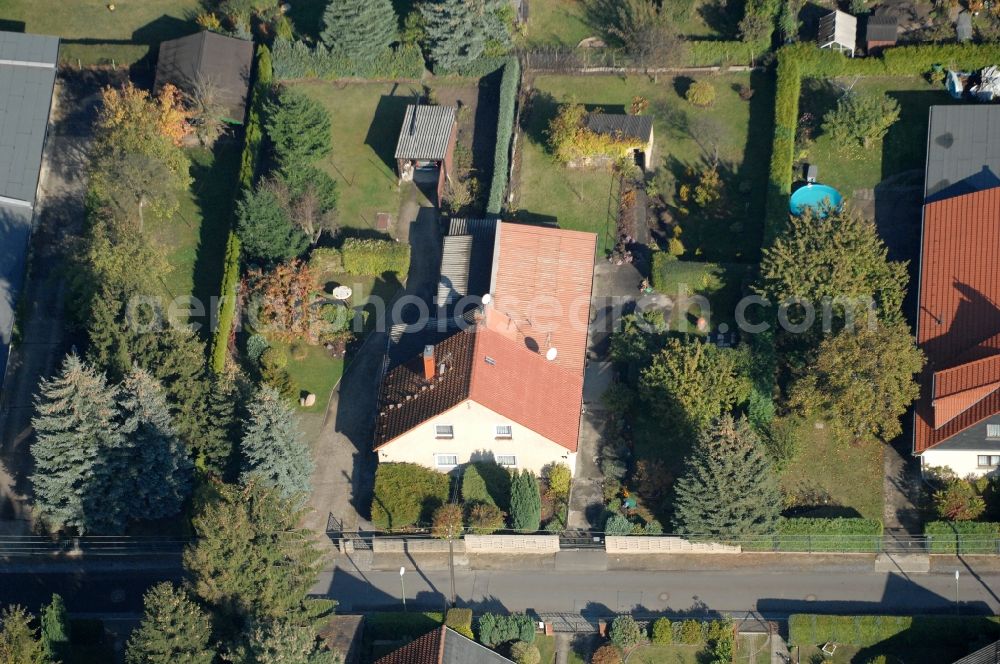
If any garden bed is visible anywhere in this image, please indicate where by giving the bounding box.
[514,72,773,259]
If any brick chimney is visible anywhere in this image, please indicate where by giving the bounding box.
[423,345,435,380]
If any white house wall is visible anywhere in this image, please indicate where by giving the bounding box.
[376,399,578,476]
[921,448,999,478]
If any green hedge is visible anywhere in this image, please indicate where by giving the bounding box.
[925,521,1000,554]
[788,614,1000,648]
[371,463,451,529]
[338,237,410,277]
[487,57,520,215]
[438,56,509,78]
[271,38,424,80]
[366,612,444,641]
[211,44,272,373]
[772,517,882,553]
[764,42,1000,245]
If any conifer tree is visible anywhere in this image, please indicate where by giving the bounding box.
[31,353,125,533]
[40,595,69,663]
[125,583,215,664]
[119,368,193,521]
[420,0,512,72]
[200,369,240,477]
[510,470,541,532]
[672,415,781,538]
[320,0,398,60]
[240,386,314,499]
[230,619,338,664]
[264,89,332,172]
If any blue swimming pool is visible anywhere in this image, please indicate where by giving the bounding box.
[789,183,844,216]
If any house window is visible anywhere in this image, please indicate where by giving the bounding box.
[988,424,1000,439]
[495,424,513,439]
[495,455,517,467]
[978,455,1000,468]
[435,454,458,468]
[435,425,454,439]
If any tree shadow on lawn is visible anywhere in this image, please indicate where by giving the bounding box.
[697,0,741,39]
[366,91,422,173]
[881,89,959,183]
[189,138,242,343]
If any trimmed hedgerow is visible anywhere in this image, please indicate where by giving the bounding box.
[445,608,474,639]
[271,38,424,80]
[772,517,882,553]
[487,57,520,215]
[338,237,410,277]
[371,463,450,529]
[788,614,1000,648]
[211,44,273,373]
[925,520,1000,554]
[366,612,444,641]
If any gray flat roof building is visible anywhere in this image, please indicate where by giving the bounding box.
[0,30,59,380]
[924,105,1000,202]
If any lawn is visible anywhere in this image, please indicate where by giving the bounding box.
[146,141,241,330]
[290,81,419,233]
[515,72,774,259]
[798,77,959,197]
[267,340,344,415]
[520,0,734,47]
[779,417,884,522]
[650,258,755,332]
[1,0,201,65]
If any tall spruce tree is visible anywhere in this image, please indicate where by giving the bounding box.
[230,619,338,664]
[264,89,332,173]
[240,386,314,499]
[199,370,240,477]
[125,583,215,664]
[420,0,512,72]
[320,0,398,60]
[672,415,781,538]
[510,470,541,532]
[40,595,69,663]
[183,481,325,625]
[31,353,126,534]
[118,368,193,521]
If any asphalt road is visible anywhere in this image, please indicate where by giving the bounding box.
[0,565,182,614]
[319,566,1000,618]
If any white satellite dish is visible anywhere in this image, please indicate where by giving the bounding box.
[546,347,558,361]
[482,293,492,305]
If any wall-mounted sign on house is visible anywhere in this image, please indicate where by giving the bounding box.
[583,113,654,171]
[155,30,253,125]
[913,105,1000,477]
[373,222,597,475]
[394,104,458,204]
[818,10,857,57]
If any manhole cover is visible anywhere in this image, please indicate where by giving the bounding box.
[658,592,670,602]
[805,594,817,602]
[109,589,126,604]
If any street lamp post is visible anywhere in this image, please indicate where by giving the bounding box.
[955,569,960,615]
[400,566,407,612]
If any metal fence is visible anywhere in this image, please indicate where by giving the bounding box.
[0,536,189,557]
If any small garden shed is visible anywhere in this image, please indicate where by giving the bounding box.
[583,113,654,171]
[155,30,253,124]
[394,104,458,204]
[818,10,857,57]
[865,12,898,55]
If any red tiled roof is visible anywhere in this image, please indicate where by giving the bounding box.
[914,187,1000,453]
[488,222,596,376]
[469,326,583,452]
[375,626,444,664]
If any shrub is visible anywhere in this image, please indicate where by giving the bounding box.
[604,514,634,536]
[510,641,540,664]
[431,503,464,539]
[445,608,474,639]
[271,38,425,80]
[246,334,269,361]
[773,517,883,552]
[591,644,623,664]
[650,617,672,645]
[510,470,542,532]
[686,80,716,107]
[469,503,506,534]
[543,463,571,499]
[260,346,288,369]
[925,520,1000,554]
[822,92,900,150]
[478,613,535,648]
[462,462,511,509]
[371,463,450,529]
[338,237,410,277]
[488,57,520,215]
[609,615,643,650]
[934,478,986,521]
[677,619,704,645]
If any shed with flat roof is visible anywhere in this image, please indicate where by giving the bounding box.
[0,30,59,381]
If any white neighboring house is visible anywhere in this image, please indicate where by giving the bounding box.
[373,222,597,475]
[913,105,1000,478]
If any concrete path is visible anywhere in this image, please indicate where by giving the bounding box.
[554,633,571,664]
[883,437,924,540]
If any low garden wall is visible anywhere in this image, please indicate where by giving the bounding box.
[605,536,741,554]
[464,535,561,553]
[372,538,466,554]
